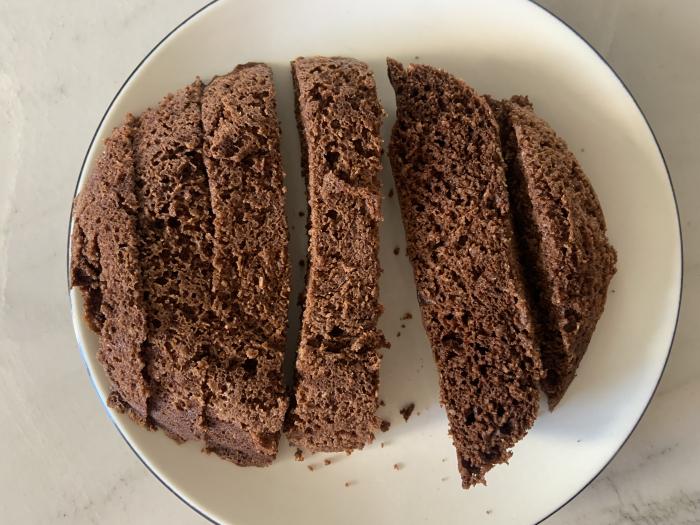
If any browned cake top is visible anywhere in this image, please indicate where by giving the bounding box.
[491,96,617,406]
[286,57,386,452]
[387,59,543,487]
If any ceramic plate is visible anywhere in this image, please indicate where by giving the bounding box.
[68,0,682,523]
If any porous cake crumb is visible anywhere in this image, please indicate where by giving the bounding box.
[71,64,291,467]
[487,96,616,407]
[286,57,387,453]
[388,58,542,487]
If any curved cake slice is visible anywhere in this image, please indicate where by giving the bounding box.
[387,59,543,487]
[70,116,150,424]
[200,64,290,464]
[286,57,387,452]
[71,64,290,466]
[132,79,212,445]
[489,96,617,407]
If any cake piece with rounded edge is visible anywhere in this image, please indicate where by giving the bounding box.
[201,64,290,464]
[286,56,388,453]
[387,58,543,488]
[71,64,290,466]
[488,95,617,408]
[132,79,212,447]
[70,116,150,425]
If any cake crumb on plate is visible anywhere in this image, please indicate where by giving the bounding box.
[400,403,415,421]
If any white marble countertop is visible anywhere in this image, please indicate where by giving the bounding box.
[0,0,698,523]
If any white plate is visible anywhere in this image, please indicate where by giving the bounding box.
[68,0,682,523]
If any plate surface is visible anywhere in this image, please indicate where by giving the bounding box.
[68,0,682,523]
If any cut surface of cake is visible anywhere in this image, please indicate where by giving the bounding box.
[387,59,543,487]
[199,64,291,464]
[71,64,290,466]
[489,95,617,407]
[286,57,387,452]
[71,116,150,425]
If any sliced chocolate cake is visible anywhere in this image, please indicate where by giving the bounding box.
[488,96,617,407]
[286,57,387,452]
[200,64,290,464]
[71,116,150,425]
[131,79,213,445]
[387,59,543,487]
[71,64,290,466]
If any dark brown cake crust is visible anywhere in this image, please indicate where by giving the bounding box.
[387,59,543,487]
[489,96,617,407]
[71,64,290,466]
[286,57,387,452]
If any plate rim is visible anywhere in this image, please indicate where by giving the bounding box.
[65,1,684,524]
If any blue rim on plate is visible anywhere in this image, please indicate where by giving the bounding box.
[65,1,683,523]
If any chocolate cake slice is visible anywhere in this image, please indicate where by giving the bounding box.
[286,57,387,452]
[387,59,543,487]
[71,64,290,466]
[200,64,290,464]
[70,116,150,425]
[132,79,213,445]
[488,96,617,407]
